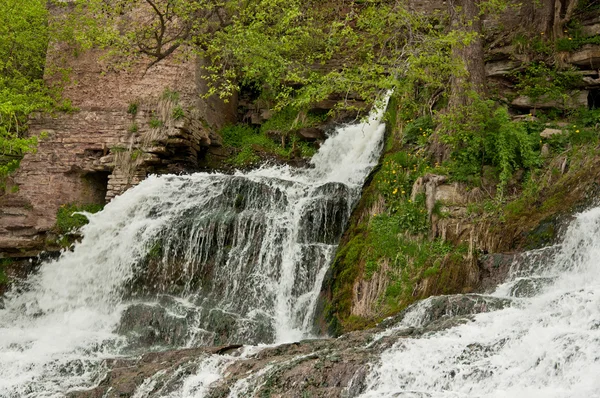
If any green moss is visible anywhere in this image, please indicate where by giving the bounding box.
[55,203,104,234]
[110,145,127,153]
[147,241,163,260]
[0,258,12,286]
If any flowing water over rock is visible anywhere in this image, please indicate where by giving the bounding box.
[149,209,600,398]
[0,100,389,397]
[359,207,600,398]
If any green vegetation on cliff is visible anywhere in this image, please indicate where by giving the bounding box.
[55,203,104,235]
[0,0,52,182]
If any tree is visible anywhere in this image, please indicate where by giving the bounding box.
[0,0,52,180]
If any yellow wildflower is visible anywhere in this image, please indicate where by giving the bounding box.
[393,188,398,194]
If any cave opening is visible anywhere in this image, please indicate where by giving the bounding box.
[588,89,600,110]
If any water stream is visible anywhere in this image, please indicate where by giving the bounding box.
[359,207,600,398]
[0,100,389,397]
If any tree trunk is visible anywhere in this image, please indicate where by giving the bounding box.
[447,0,486,109]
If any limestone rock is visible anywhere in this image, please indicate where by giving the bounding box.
[485,59,521,77]
[540,128,564,138]
[296,127,326,141]
[511,91,588,110]
[567,44,600,68]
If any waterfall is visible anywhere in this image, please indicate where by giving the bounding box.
[359,207,600,398]
[0,98,389,397]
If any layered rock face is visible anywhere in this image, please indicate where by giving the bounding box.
[0,10,235,257]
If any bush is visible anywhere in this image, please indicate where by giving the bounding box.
[127,102,138,115]
[55,203,104,234]
[149,117,163,128]
[172,106,185,120]
[514,62,580,102]
[439,99,541,197]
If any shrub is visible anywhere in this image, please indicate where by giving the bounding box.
[149,117,163,128]
[439,99,540,197]
[172,106,185,120]
[127,102,138,115]
[55,203,104,234]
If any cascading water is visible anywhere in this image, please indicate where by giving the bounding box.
[0,98,389,397]
[359,207,600,398]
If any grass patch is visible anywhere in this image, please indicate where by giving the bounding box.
[55,203,104,234]
[219,123,317,166]
[149,117,163,128]
[127,102,138,115]
[172,106,185,120]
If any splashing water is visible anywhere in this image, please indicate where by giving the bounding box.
[359,207,600,398]
[0,98,389,397]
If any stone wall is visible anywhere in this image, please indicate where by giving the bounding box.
[0,7,234,258]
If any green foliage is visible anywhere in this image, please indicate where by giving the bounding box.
[0,258,12,285]
[127,102,138,115]
[172,106,185,120]
[0,0,52,180]
[149,117,163,128]
[220,123,317,166]
[403,116,435,145]
[110,145,127,153]
[59,0,473,113]
[555,19,600,52]
[260,108,326,134]
[130,149,143,161]
[439,99,540,196]
[220,124,260,148]
[514,62,580,102]
[147,242,163,260]
[162,88,180,102]
[128,123,138,133]
[55,203,104,234]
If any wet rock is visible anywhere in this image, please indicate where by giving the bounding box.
[117,302,191,349]
[384,294,512,331]
[297,182,353,244]
[296,127,326,141]
[479,247,558,292]
[508,277,555,298]
[68,347,211,398]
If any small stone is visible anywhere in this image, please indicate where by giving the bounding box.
[540,128,564,138]
[541,143,550,157]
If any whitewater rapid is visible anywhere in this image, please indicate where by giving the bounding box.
[359,207,600,398]
[0,97,389,397]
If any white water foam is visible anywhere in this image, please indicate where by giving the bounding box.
[0,97,389,397]
[360,207,600,398]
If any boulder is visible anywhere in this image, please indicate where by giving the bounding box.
[540,128,564,138]
[296,127,326,141]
